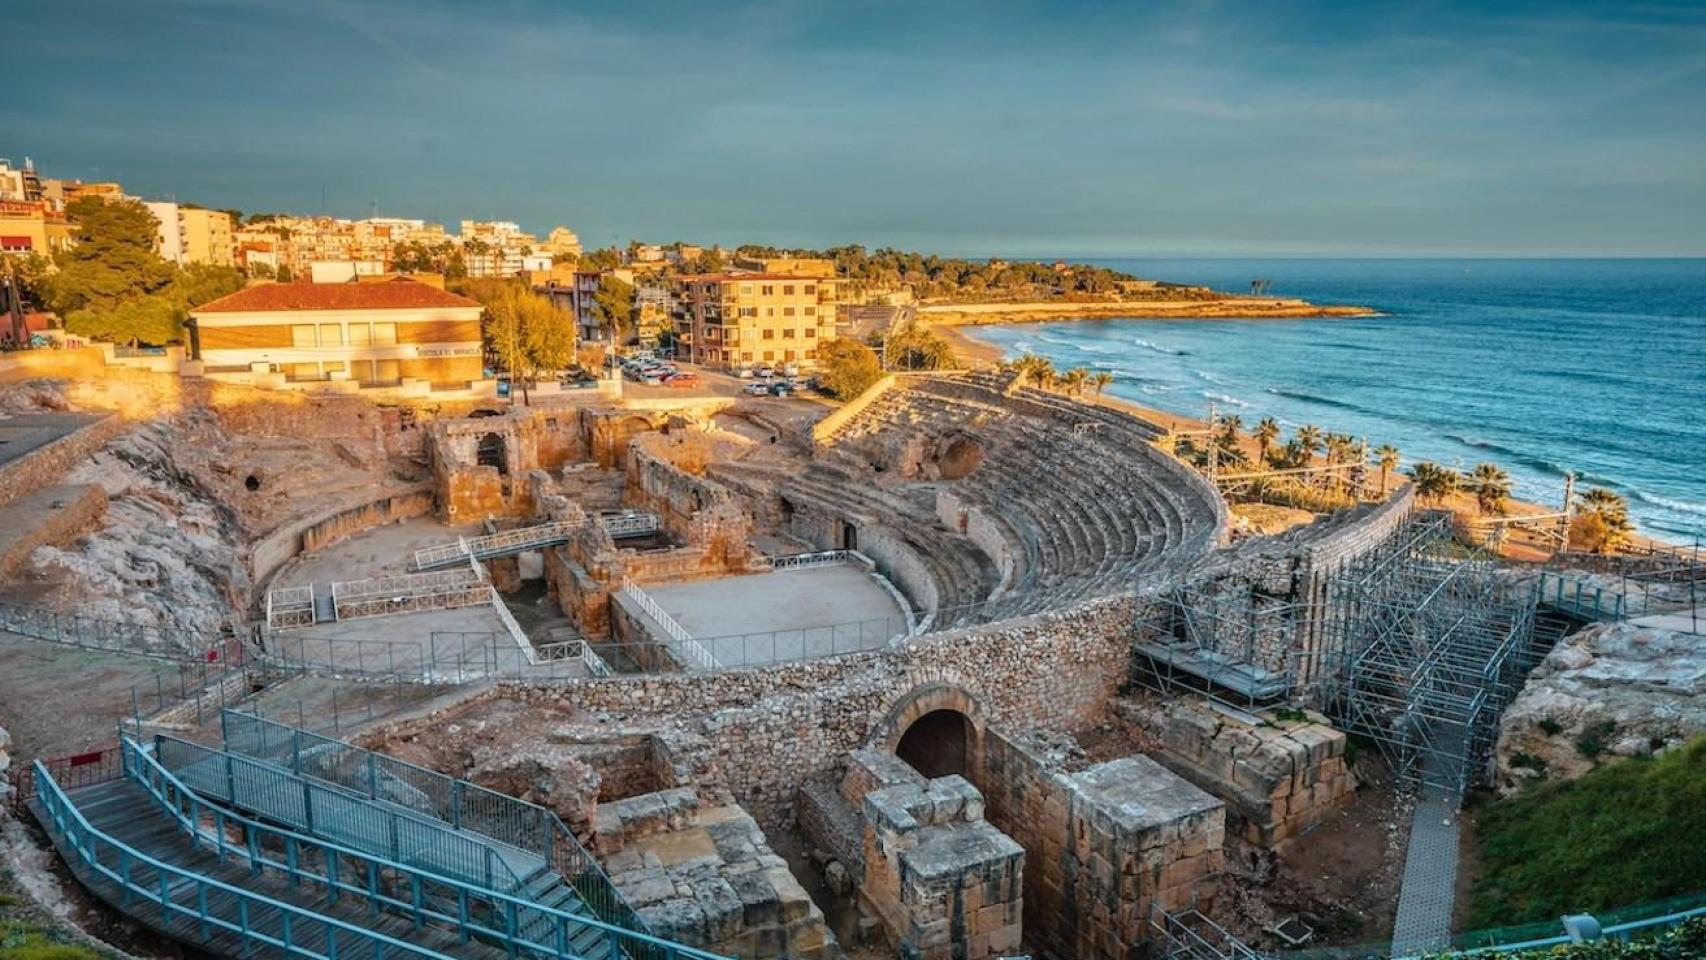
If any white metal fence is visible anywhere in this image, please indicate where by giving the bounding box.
[618,578,719,670]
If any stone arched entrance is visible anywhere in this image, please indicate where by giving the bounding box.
[875,682,987,790]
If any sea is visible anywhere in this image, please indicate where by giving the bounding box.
[962,258,1706,542]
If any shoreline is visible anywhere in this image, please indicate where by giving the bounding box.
[918,297,1377,328]
[936,322,1633,551]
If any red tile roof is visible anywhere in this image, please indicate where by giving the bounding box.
[193,279,482,313]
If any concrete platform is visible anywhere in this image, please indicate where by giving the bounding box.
[643,562,909,666]
[0,412,100,468]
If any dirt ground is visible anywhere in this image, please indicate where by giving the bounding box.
[1220,774,1413,950]
[0,634,197,760]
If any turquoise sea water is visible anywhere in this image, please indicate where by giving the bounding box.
[964,259,1706,541]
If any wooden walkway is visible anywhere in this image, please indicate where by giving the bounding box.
[35,779,515,960]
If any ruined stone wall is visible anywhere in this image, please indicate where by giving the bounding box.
[981,732,1226,960]
[249,487,434,587]
[936,490,1015,598]
[625,435,735,539]
[0,414,127,509]
[850,526,942,619]
[1115,698,1354,847]
[490,595,1135,829]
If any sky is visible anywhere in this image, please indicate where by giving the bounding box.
[5,0,1705,257]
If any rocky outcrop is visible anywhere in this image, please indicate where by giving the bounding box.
[0,722,11,800]
[1495,622,1706,792]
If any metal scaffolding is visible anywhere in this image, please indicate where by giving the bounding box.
[1321,511,1539,799]
[1131,578,1309,710]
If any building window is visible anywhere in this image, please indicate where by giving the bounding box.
[763,350,775,361]
[783,307,795,316]
[373,322,397,345]
[765,307,775,317]
[804,285,816,295]
[783,328,796,339]
[319,323,343,346]
[761,285,774,295]
[805,349,817,360]
[742,351,753,362]
[741,284,753,295]
[348,323,372,347]
[762,329,775,340]
[783,285,795,295]
[785,350,797,361]
[804,306,815,316]
[741,307,757,317]
[804,327,816,338]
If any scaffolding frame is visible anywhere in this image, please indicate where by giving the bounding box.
[1321,511,1539,799]
[1131,578,1311,711]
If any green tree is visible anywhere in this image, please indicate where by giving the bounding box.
[1470,462,1512,515]
[1254,417,1281,466]
[1408,461,1460,503]
[65,296,183,347]
[1219,413,1243,445]
[276,263,295,283]
[1374,444,1401,495]
[0,253,53,312]
[817,337,883,399]
[592,275,636,343]
[580,248,621,271]
[1090,371,1114,396]
[47,197,176,316]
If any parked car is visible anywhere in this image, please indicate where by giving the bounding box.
[781,362,800,377]
[664,372,699,388]
[742,381,772,396]
[733,365,756,379]
[755,365,777,378]
[768,382,792,397]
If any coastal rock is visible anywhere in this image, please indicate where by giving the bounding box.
[1494,622,1706,792]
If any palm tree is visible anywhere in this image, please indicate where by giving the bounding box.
[1062,367,1089,396]
[1470,462,1512,515]
[1089,371,1114,396]
[1255,417,1281,467]
[1576,487,1634,554]
[1374,444,1401,495]
[1408,461,1460,503]
[1295,425,1324,462]
[1219,413,1243,447]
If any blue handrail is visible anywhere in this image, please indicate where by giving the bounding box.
[32,757,468,960]
[122,739,727,960]
[219,711,649,943]
[154,735,530,895]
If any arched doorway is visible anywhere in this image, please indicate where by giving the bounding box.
[477,432,508,475]
[896,709,973,780]
[876,681,987,789]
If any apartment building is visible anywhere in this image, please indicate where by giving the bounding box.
[142,202,237,266]
[0,200,72,256]
[188,278,484,389]
[0,159,41,203]
[672,273,841,369]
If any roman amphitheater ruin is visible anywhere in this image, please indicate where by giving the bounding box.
[1,358,1700,960]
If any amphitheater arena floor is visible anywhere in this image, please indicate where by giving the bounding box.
[643,563,909,667]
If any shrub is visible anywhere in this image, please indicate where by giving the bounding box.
[1576,720,1619,760]
[1539,717,1564,736]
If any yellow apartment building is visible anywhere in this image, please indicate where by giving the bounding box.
[672,273,841,369]
[181,207,236,266]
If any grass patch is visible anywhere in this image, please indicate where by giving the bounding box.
[0,865,108,960]
[1470,736,1706,928]
[1473,918,1704,958]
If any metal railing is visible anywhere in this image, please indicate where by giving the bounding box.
[6,743,125,812]
[217,711,651,944]
[617,578,718,670]
[32,759,474,960]
[121,738,727,960]
[155,735,528,893]
[265,585,317,629]
[536,639,615,678]
[0,599,242,663]
[749,548,873,572]
[412,515,661,571]
[329,568,492,621]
